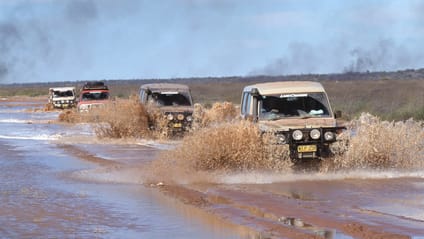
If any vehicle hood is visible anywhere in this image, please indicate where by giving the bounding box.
[258,117,337,131]
[52,96,75,101]
[78,100,108,106]
[159,106,194,114]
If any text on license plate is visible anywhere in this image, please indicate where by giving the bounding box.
[173,123,182,128]
[297,145,317,153]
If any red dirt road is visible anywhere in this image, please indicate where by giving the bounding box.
[157,172,424,239]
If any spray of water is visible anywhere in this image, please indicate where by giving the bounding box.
[192,102,238,128]
[324,113,424,171]
[148,112,424,184]
[56,99,424,184]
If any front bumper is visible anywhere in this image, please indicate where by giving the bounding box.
[167,120,192,132]
[53,101,75,109]
[274,127,345,160]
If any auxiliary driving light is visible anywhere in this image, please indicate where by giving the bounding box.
[167,114,174,121]
[186,115,193,122]
[324,131,334,141]
[310,129,321,140]
[177,114,185,120]
[277,134,286,144]
[292,130,303,141]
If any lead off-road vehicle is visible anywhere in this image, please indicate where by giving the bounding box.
[241,81,345,161]
[48,87,76,109]
[139,83,194,134]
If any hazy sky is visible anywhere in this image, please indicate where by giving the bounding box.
[0,0,424,83]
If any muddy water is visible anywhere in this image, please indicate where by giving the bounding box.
[0,100,250,239]
[2,99,424,239]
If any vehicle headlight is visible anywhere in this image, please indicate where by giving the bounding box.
[186,115,193,122]
[61,100,65,103]
[277,134,286,144]
[292,130,303,141]
[177,114,184,121]
[310,129,321,140]
[167,114,174,121]
[324,131,335,141]
[78,104,89,111]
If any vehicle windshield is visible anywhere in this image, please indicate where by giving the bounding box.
[149,92,192,106]
[259,92,331,120]
[81,91,109,101]
[53,90,74,97]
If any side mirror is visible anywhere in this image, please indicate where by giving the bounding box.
[250,88,259,97]
[335,110,342,119]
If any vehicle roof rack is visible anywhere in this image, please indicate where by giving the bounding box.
[82,81,109,90]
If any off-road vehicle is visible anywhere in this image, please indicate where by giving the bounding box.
[241,81,345,161]
[139,83,194,133]
[48,87,76,109]
[77,81,110,112]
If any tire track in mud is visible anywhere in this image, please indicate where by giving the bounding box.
[156,181,421,239]
[156,184,328,239]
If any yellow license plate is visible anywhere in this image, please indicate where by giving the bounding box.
[173,123,182,128]
[297,145,317,153]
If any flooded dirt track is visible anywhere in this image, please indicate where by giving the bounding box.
[1,99,424,239]
[0,99,250,239]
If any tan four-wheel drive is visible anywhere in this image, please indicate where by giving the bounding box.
[240,81,345,161]
[139,83,194,135]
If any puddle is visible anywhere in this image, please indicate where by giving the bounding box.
[278,217,353,239]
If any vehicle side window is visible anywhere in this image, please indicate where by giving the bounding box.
[246,94,252,115]
[241,92,251,115]
[139,90,146,103]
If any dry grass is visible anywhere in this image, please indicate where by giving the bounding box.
[160,120,292,173]
[3,78,424,121]
[324,113,424,170]
[323,79,424,120]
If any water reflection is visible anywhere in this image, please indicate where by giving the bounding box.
[0,101,253,239]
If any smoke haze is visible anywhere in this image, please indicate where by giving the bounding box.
[0,0,423,83]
